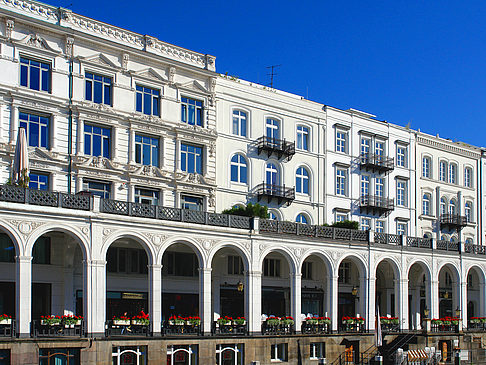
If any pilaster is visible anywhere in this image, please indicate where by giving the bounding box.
[199,267,212,335]
[246,270,262,334]
[16,255,32,336]
[149,264,162,335]
[290,272,302,332]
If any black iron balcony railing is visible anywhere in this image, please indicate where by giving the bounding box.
[212,321,248,336]
[256,136,295,161]
[440,214,467,231]
[359,195,394,217]
[436,239,460,252]
[105,320,150,337]
[32,319,85,338]
[255,183,295,206]
[162,320,201,336]
[359,153,394,174]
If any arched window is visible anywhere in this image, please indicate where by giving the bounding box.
[440,197,447,215]
[232,110,247,137]
[439,161,447,182]
[266,118,280,141]
[465,202,472,222]
[268,211,278,220]
[465,238,473,245]
[450,236,457,243]
[265,163,279,186]
[296,166,310,195]
[422,157,431,178]
[464,167,472,187]
[296,125,310,151]
[440,235,447,241]
[230,154,247,183]
[449,199,456,215]
[296,213,309,224]
[422,193,431,216]
[424,232,432,239]
[448,163,457,184]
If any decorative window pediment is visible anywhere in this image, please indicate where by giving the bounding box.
[78,53,119,70]
[18,34,60,54]
[131,67,167,83]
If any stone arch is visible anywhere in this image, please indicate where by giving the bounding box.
[437,261,461,283]
[208,241,250,272]
[406,258,432,282]
[299,250,333,276]
[465,264,486,284]
[335,253,368,278]
[259,246,297,275]
[158,236,206,268]
[374,256,401,279]
[101,231,155,265]
[0,220,25,257]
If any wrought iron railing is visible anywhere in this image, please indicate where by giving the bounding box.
[0,320,14,337]
[440,214,467,229]
[359,153,394,172]
[255,183,295,205]
[407,236,432,248]
[256,136,295,161]
[105,320,150,337]
[436,240,460,252]
[212,321,248,335]
[261,321,295,335]
[374,232,401,245]
[359,195,394,210]
[162,320,201,336]
[32,319,85,337]
[465,244,486,255]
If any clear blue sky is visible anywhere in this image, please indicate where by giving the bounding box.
[47,0,486,147]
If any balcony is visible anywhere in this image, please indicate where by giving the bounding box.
[359,153,394,174]
[440,214,467,231]
[256,136,295,161]
[255,183,295,206]
[359,195,394,217]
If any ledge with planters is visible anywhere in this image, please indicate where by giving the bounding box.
[340,316,365,333]
[33,315,84,337]
[262,316,295,335]
[380,316,400,332]
[431,317,460,332]
[106,315,150,337]
[163,316,201,335]
[212,316,247,335]
[301,316,331,334]
[468,317,486,331]
[0,315,14,337]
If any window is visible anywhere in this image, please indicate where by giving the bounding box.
[376,221,384,233]
[375,178,384,197]
[39,348,80,365]
[19,112,49,148]
[20,57,50,92]
[296,125,309,151]
[266,118,280,141]
[181,143,202,174]
[181,195,203,211]
[136,85,160,116]
[336,169,346,196]
[85,72,112,105]
[396,146,407,167]
[465,202,472,222]
[271,343,288,362]
[360,137,370,156]
[263,258,280,277]
[29,172,49,191]
[228,255,243,275]
[112,346,147,365]
[375,141,384,157]
[310,343,325,360]
[336,131,346,153]
[336,213,347,223]
[135,135,159,166]
[302,261,312,280]
[439,161,447,182]
[84,124,110,158]
[181,97,203,126]
[296,213,308,224]
[448,163,457,184]
[32,236,50,264]
[397,222,407,236]
[266,163,279,185]
[338,262,351,284]
[360,175,370,196]
[449,199,456,215]
[465,167,472,187]
[0,349,9,365]
[268,211,279,220]
[107,246,148,274]
[445,272,452,286]
[216,344,244,365]
[135,188,159,205]
[83,179,110,198]
[232,110,247,137]
[360,218,371,231]
[422,194,431,216]
[396,180,407,207]
[423,157,431,178]
[163,251,198,277]
[0,234,15,263]
[167,345,198,365]
[230,154,248,184]
[296,167,309,194]
[440,198,447,215]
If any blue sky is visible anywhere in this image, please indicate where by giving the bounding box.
[47,0,486,147]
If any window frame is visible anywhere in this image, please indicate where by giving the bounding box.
[396,179,407,207]
[20,55,51,93]
[19,111,50,149]
[422,156,431,178]
[422,193,431,216]
[232,109,248,137]
[296,124,310,151]
[29,172,49,191]
[181,194,204,211]
[230,154,248,184]
[180,143,203,174]
[397,222,407,236]
[336,168,347,196]
[84,123,111,158]
[135,134,159,167]
[295,166,310,195]
[271,343,288,362]
[85,71,112,106]
[335,130,347,153]
[296,213,309,224]
[135,84,160,116]
[448,163,457,184]
[134,187,159,205]
[396,145,407,168]
[83,179,111,199]
[464,167,473,188]
[439,161,447,182]
[181,96,203,126]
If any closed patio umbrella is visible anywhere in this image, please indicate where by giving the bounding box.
[12,127,29,187]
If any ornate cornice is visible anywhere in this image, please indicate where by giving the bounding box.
[416,135,480,159]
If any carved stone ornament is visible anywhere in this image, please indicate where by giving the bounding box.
[122,53,129,70]
[196,238,217,250]
[128,164,169,179]
[8,219,45,238]
[5,19,14,40]
[65,36,74,57]
[143,232,167,246]
[29,147,60,162]
[81,226,89,236]
[73,155,121,171]
[19,34,60,53]
[169,67,176,84]
[103,228,113,237]
[208,189,216,208]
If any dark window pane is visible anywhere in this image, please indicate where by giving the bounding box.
[85,80,92,101]
[30,66,40,90]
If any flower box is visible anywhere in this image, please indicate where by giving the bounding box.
[0,319,11,325]
[113,320,130,326]
[233,320,246,326]
[131,319,148,326]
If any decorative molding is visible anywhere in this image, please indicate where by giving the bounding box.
[143,232,167,246]
[73,155,122,172]
[416,135,481,159]
[78,53,119,69]
[131,67,166,83]
[102,228,113,237]
[65,36,74,57]
[7,219,44,238]
[122,53,129,71]
[2,0,58,21]
[168,66,176,84]
[18,33,60,53]
[5,18,14,40]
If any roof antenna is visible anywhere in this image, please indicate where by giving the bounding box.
[266,64,281,89]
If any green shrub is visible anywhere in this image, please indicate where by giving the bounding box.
[222,203,268,218]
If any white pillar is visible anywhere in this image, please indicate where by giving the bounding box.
[330,275,339,331]
[246,270,262,334]
[429,280,439,319]
[129,128,136,164]
[398,278,409,330]
[9,105,18,145]
[128,183,135,202]
[51,114,58,152]
[76,176,83,193]
[149,264,162,335]
[460,281,467,327]
[16,256,32,336]
[290,272,302,332]
[112,127,118,161]
[367,276,376,331]
[480,280,486,317]
[76,118,84,155]
[175,138,181,172]
[199,267,212,334]
[85,259,106,335]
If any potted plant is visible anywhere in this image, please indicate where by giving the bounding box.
[319,317,331,325]
[0,314,11,325]
[217,316,232,326]
[305,317,318,325]
[266,316,280,327]
[233,317,246,325]
[62,315,82,327]
[188,316,201,326]
[112,315,130,326]
[132,315,149,326]
[41,315,61,326]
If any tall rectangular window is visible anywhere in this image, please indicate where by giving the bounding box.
[310,343,325,360]
[263,258,280,277]
[228,255,243,275]
[181,143,202,174]
[271,343,288,361]
[136,85,160,116]
[302,261,312,280]
[83,179,110,199]
[181,97,203,126]
[19,111,49,148]
[449,164,457,184]
[361,137,370,156]
[375,178,384,197]
[336,131,346,153]
[232,110,247,137]
[135,188,159,205]
[84,124,110,158]
[336,169,346,196]
[396,180,407,207]
[85,72,112,105]
[422,157,431,178]
[338,262,351,283]
[181,195,203,211]
[29,172,49,191]
[360,218,371,231]
[439,161,447,182]
[297,125,309,151]
[465,168,472,187]
[376,221,384,233]
[397,222,407,236]
[360,175,370,196]
[135,135,159,166]
[396,146,406,167]
[20,57,50,92]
